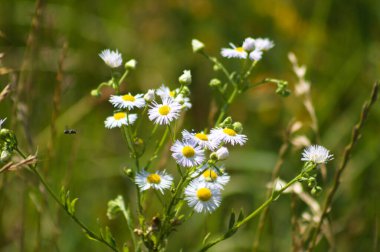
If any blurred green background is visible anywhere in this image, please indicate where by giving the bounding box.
[0,0,379,251]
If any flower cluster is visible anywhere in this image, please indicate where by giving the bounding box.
[221,37,274,61]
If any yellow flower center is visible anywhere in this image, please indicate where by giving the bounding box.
[223,128,236,136]
[182,146,195,158]
[122,94,135,102]
[235,47,244,52]
[202,169,218,181]
[169,90,175,97]
[197,188,212,201]
[147,174,161,184]
[113,112,126,120]
[158,105,171,115]
[195,133,208,141]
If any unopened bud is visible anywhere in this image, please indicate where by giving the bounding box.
[213,64,221,71]
[125,59,137,70]
[232,122,243,133]
[178,70,192,85]
[209,78,221,87]
[123,168,134,178]
[144,89,155,102]
[192,39,205,53]
[216,147,229,160]
[90,89,101,97]
[180,86,190,96]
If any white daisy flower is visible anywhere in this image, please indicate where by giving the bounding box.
[185,181,221,213]
[210,127,247,146]
[109,93,145,110]
[193,165,230,190]
[242,37,256,51]
[99,49,122,68]
[249,49,263,61]
[182,130,218,150]
[148,97,181,125]
[104,112,137,129]
[170,140,205,167]
[301,145,333,164]
[135,170,173,194]
[221,43,248,59]
[254,38,274,51]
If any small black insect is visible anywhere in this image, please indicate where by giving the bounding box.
[64,127,77,134]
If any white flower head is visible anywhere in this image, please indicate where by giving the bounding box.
[144,89,155,102]
[215,147,229,160]
[242,37,256,51]
[221,43,248,59]
[104,112,137,129]
[135,170,173,194]
[210,127,247,146]
[254,38,274,51]
[185,181,221,213]
[0,118,6,129]
[99,49,122,68]
[148,97,181,125]
[301,145,333,164]
[171,140,205,167]
[109,93,145,110]
[182,130,218,150]
[193,165,230,190]
[249,49,263,61]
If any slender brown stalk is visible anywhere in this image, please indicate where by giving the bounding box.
[252,121,292,251]
[307,82,379,251]
[12,0,44,150]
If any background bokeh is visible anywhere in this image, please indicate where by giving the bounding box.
[0,0,379,251]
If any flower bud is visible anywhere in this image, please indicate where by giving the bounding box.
[213,64,221,71]
[209,152,218,161]
[192,39,205,53]
[90,89,101,97]
[232,122,243,134]
[216,147,229,160]
[125,59,137,70]
[209,78,221,87]
[178,70,192,85]
[144,89,155,102]
[123,168,134,178]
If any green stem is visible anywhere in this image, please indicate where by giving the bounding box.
[145,126,169,170]
[199,165,314,252]
[201,52,238,88]
[118,69,129,86]
[215,87,239,125]
[16,148,119,252]
[120,205,137,250]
